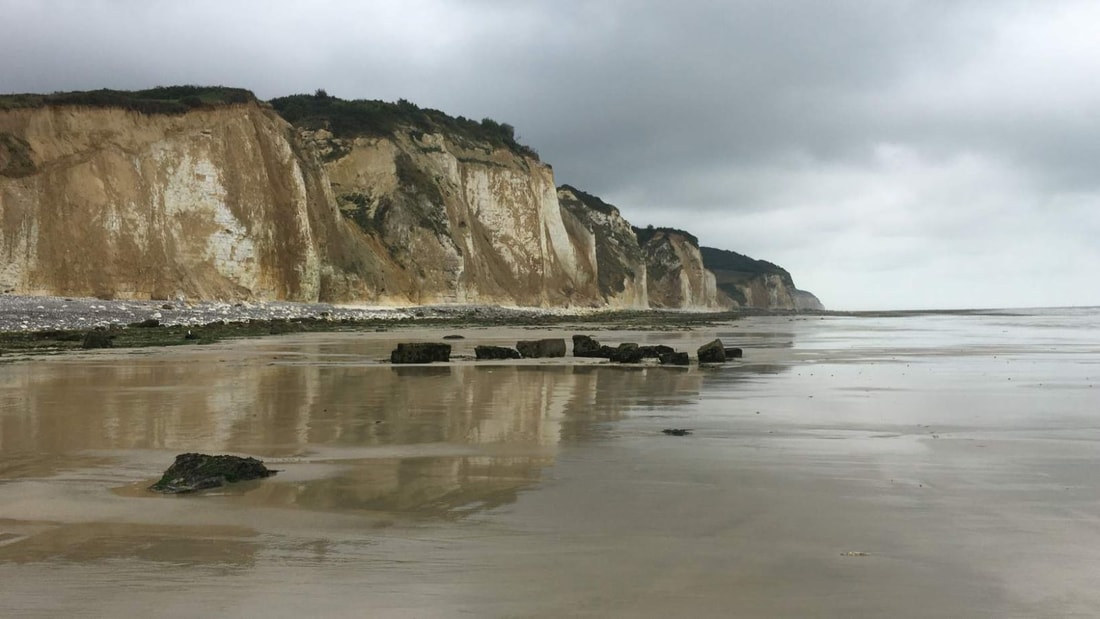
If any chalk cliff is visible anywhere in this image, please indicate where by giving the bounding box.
[633,227,719,309]
[700,246,824,310]
[556,185,646,308]
[0,88,820,310]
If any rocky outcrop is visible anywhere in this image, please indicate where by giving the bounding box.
[634,227,720,309]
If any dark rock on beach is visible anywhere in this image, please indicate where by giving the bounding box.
[659,351,690,366]
[724,347,743,358]
[149,452,277,494]
[517,338,566,358]
[697,339,726,363]
[640,344,674,358]
[442,334,465,340]
[475,345,521,360]
[572,334,604,357]
[662,428,693,436]
[391,342,451,363]
[609,342,644,363]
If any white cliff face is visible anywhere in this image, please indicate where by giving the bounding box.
[319,130,599,307]
[641,229,721,309]
[556,187,648,308]
[0,105,324,301]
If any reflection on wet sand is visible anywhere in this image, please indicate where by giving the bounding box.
[0,340,728,523]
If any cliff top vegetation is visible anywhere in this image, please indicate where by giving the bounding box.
[700,246,789,277]
[632,225,700,247]
[557,184,621,217]
[0,86,257,114]
[269,90,539,160]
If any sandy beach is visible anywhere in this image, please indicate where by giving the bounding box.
[1,310,1099,617]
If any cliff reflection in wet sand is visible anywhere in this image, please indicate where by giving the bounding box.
[0,342,716,517]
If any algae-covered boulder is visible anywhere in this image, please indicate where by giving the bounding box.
[516,339,566,358]
[659,351,690,366]
[609,343,644,364]
[724,347,743,358]
[640,344,674,358]
[150,453,277,494]
[390,342,451,363]
[572,334,604,357]
[475,345,521,360]
[697,339,726,363]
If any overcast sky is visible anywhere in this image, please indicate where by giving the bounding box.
[3,0,1098,309]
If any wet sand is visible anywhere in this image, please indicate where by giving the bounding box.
[2,312,1099,617]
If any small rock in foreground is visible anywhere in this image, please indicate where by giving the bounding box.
[662,428,693,436]
[150,453,277,494]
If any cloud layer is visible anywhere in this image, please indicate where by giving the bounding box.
[3,0,1098,308]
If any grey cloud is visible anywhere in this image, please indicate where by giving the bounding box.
[1,0,1097,308]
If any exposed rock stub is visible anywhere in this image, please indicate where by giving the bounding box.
[572,334,604,357]
[724,347,743,358]
[149,453,277,494]
[609,343,644,364]
[391,342,451,363]
[659,352,690,366]
[697,339,727,363]
[517,339,566,358]
[475,345,521,360]
[640,344,674,358]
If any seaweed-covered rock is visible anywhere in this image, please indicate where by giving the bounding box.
[572,334,604,357]
[390,342,451,363]
[640,344,674,358]
[81,330,114,349]
[609,343,644,363]
[659,352,690,366]
[516,338,566,358]
[697,339,726,363]
[475,345,521,360]
[149,453,277,494]
[724,347,743,358]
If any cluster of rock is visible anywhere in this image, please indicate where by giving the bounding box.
[389,335,742,366]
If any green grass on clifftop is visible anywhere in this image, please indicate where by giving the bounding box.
[0,86,257,114]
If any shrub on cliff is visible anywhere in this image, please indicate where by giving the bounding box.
[269,93,540,160]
